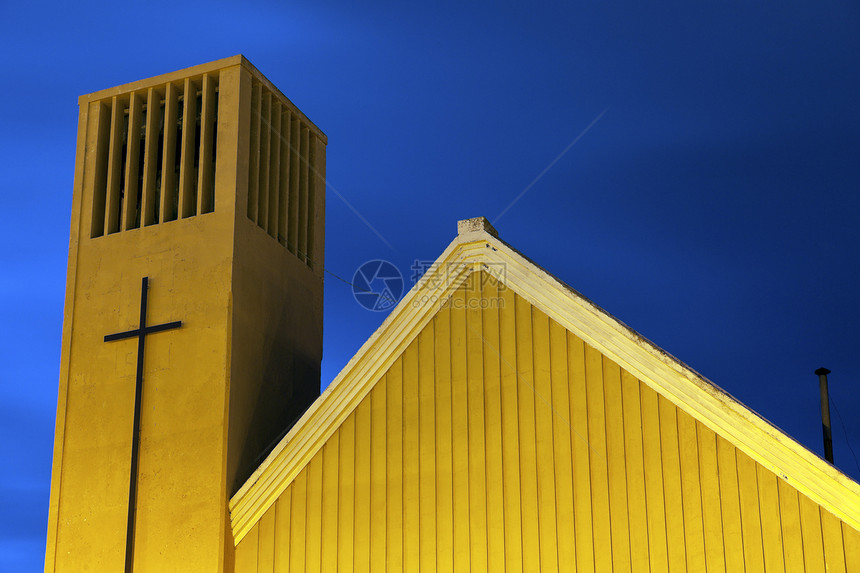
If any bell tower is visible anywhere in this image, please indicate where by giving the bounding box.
[45,56,326,572]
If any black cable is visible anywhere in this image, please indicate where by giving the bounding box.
[830,392,860,475]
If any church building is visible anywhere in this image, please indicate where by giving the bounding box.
[46,57,860,572]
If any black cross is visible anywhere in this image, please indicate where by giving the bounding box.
[104,276,181,573]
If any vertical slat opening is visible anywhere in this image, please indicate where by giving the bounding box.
[236,83,324,263]
[122,92,144,231]
[306,135,316,268]
[197,73,217,215]
[247,81,262,222]
[178,77,199,219]
[90,102,111,238]
[141,87,163,227]
[105,95,128,235]
[268,100,281,238]
[208,84,219,214]
[297,125,310,263]
[278,109,291,246]
[87,72,227,237]
[258,91,271,231]
[161,82,180,222]
[287,116,300,255]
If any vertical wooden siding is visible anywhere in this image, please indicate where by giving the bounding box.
[235,272,860,571]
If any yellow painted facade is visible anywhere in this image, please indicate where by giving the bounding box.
[233,272,860,571]
[46,57,326,572]
[49,58,860,572]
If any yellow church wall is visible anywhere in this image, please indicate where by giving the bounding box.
[233,271,860,571]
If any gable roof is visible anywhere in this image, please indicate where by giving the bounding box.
[229,217,860,544]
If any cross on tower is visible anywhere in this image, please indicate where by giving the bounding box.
[104,276,182,573]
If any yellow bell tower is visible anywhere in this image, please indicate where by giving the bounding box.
[45,56,326,572]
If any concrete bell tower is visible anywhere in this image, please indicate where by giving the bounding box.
[45,56,326,572]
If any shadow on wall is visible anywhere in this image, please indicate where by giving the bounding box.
[230,290,322,495]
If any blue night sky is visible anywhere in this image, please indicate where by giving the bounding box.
[2,1,859,569]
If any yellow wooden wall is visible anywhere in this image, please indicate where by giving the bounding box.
[235,272,860,571]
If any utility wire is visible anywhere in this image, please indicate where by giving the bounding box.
[830,392,860,475]
[286,240,400,307]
